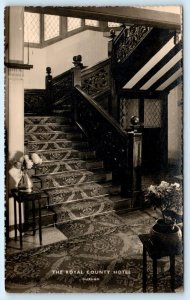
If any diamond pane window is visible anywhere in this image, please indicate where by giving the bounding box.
[85,19,99,27]
[108,22,121,27]
[44,14,60,41]
[24,12,40,43]
[120,98,139,129]
[144,99,161,128]
[67,17,82,32]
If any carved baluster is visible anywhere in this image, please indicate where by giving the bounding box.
[45,67,53,114]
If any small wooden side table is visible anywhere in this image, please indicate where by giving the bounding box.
[139,233,182,293]
[11,187,42,249]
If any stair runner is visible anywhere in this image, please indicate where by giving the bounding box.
[24,109,123,237]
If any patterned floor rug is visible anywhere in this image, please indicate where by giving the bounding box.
[5,210,183,293]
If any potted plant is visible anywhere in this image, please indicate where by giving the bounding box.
[145,181,183,248]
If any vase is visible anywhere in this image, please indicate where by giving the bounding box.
[18,171,33,192]
[150,219,182,252]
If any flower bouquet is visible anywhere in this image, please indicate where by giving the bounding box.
[15,153,42,192]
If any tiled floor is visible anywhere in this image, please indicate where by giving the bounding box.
[6,226,67,255]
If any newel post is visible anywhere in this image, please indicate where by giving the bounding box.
[121,116,142,207]
[45,66,53,114]
[71,55,83,121]
[72,55,83,86]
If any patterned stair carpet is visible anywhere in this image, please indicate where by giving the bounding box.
[5,209,183,293]
[25,115,117,233]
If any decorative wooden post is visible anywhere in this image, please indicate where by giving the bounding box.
[45,66,53,114]
[121,116,142,207]
[72,55,83,86]
[72,55,83,121]
[45,66,52,89]
[108,29,119,121]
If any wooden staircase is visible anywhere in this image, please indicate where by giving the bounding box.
[24,23,175,232]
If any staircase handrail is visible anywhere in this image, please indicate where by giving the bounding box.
[52,69,72,87]
[81,58,110,77]
[75,85,127,139]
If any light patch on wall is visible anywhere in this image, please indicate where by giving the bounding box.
[141,51,182,90]
[156,68,182,90]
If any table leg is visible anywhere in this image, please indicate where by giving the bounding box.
[18,201,22,249]
[170,255,175,292]
[14,198,17,241]
[143,245,147,292]
[38,198,42,245]
[153,259,157,292]
[32,200,36,236]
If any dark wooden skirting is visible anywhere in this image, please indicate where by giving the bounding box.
[148,58,182,91]
[119,88,168,99]
[5,62,33,69]
[132,41,182,90]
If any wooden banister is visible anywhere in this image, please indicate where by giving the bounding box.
[74,85,142,205]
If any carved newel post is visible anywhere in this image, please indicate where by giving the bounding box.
[72,55,84,87]
[45,67,53,114]
[46,66,52,89]
[122,116,142,207]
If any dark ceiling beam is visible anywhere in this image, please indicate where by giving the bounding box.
[132,40,182,90]
[148,58,182,91]
[24,6,181,30]
[163,75,182,93]
[119,88,166,99]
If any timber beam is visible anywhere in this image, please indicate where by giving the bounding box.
[25,6,181,30]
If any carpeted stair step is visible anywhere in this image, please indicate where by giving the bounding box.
[53,196,114,223]
[35,160,87,175]
[101,181,121,195]
[92,169,112,182]
[39,170,94,189]
[43,182,109,206]
[27,140,73,151]
[71,140,90,150]
[53,102,72,109]
[35,159,103,175]
[110,194,133,210]
[25,124,76,134]
[25,131,83,142]
[24,116,72,125]
[79,149,96,160]
[29,149,80,161]
[52,109,73,117]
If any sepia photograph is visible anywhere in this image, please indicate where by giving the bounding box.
[4,5,183,293]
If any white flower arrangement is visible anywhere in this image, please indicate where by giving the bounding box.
[146,181,183,223]
[15,153,42,171]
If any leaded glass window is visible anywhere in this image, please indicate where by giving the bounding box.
[85,19,99,27]
[108,22,121,27]
[67,17,82,32]
[24,12,40,43]
[44,14,60,41]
